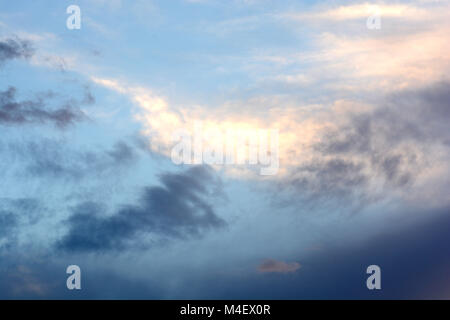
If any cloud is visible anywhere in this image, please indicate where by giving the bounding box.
[0,138,138,182]
[0,198,42,251]
[285,3,430,21]
[92,72,450,209]
[258,259,300,273]
[315,28,450,90]
[106,141,136,164]
[87,0,450,211]
[262,2,450,93]
[287,158,368,204]
[0,87,85,128]
[0,255,163,299]
[56,166,226,252]
[5,265,51,297]
[90,76,325,176]
[282,81,450,205]
[187,206,450,299]
[318,81,450,156]
[0,37,34,65]
[0,211,17,239]
[81,85,96,105]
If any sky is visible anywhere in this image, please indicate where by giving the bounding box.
[0,0,449,299]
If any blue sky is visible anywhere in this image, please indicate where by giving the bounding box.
[0,0,450,299]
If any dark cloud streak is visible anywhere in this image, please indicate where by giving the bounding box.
[57,166,226,253]
[0,87,85,128]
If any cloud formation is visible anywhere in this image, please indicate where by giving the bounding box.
[92,72,450,210]
[21,140,137,180]
[0,198,42,251]
[57,166,226,252]
[0,38,34,65]
[258,259,301,274]
[1,0,449,300]
[0,87,85,128]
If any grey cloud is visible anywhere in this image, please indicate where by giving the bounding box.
[107,141,136,164]
[286,158,368,203]
[0,212,17,238]
[320,81,450,156]
[82,85,95,105]
[391,81,450,123]
[300,81,450,200]
[3,139,138,180]
[317,114,373,155]
[316,110,423,157]
[0,198,42,251]
[56,166,226,253]
[0,87,85,128]
[0,38,34,65]
[371,153,414,187]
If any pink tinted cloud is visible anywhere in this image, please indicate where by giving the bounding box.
[258,259,301,274]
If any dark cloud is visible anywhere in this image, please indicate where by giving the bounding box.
[82,85,95,105]
[0,38,92,128]
[315,110,419,190]
[282,158,368,207]
[0,38,34,65]
[391,81,450,124]
[57,166,226,253]
[107,141,136,164]
[318,114,373,155]
[21,140,137,180]
[0,87,85,128]
[4,206,450,299]
[371,153,414,187]
[319,81,450,156]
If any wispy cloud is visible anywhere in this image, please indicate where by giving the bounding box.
[283,3,430,21]
[0,37,33,65]
[258,259,301,273]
